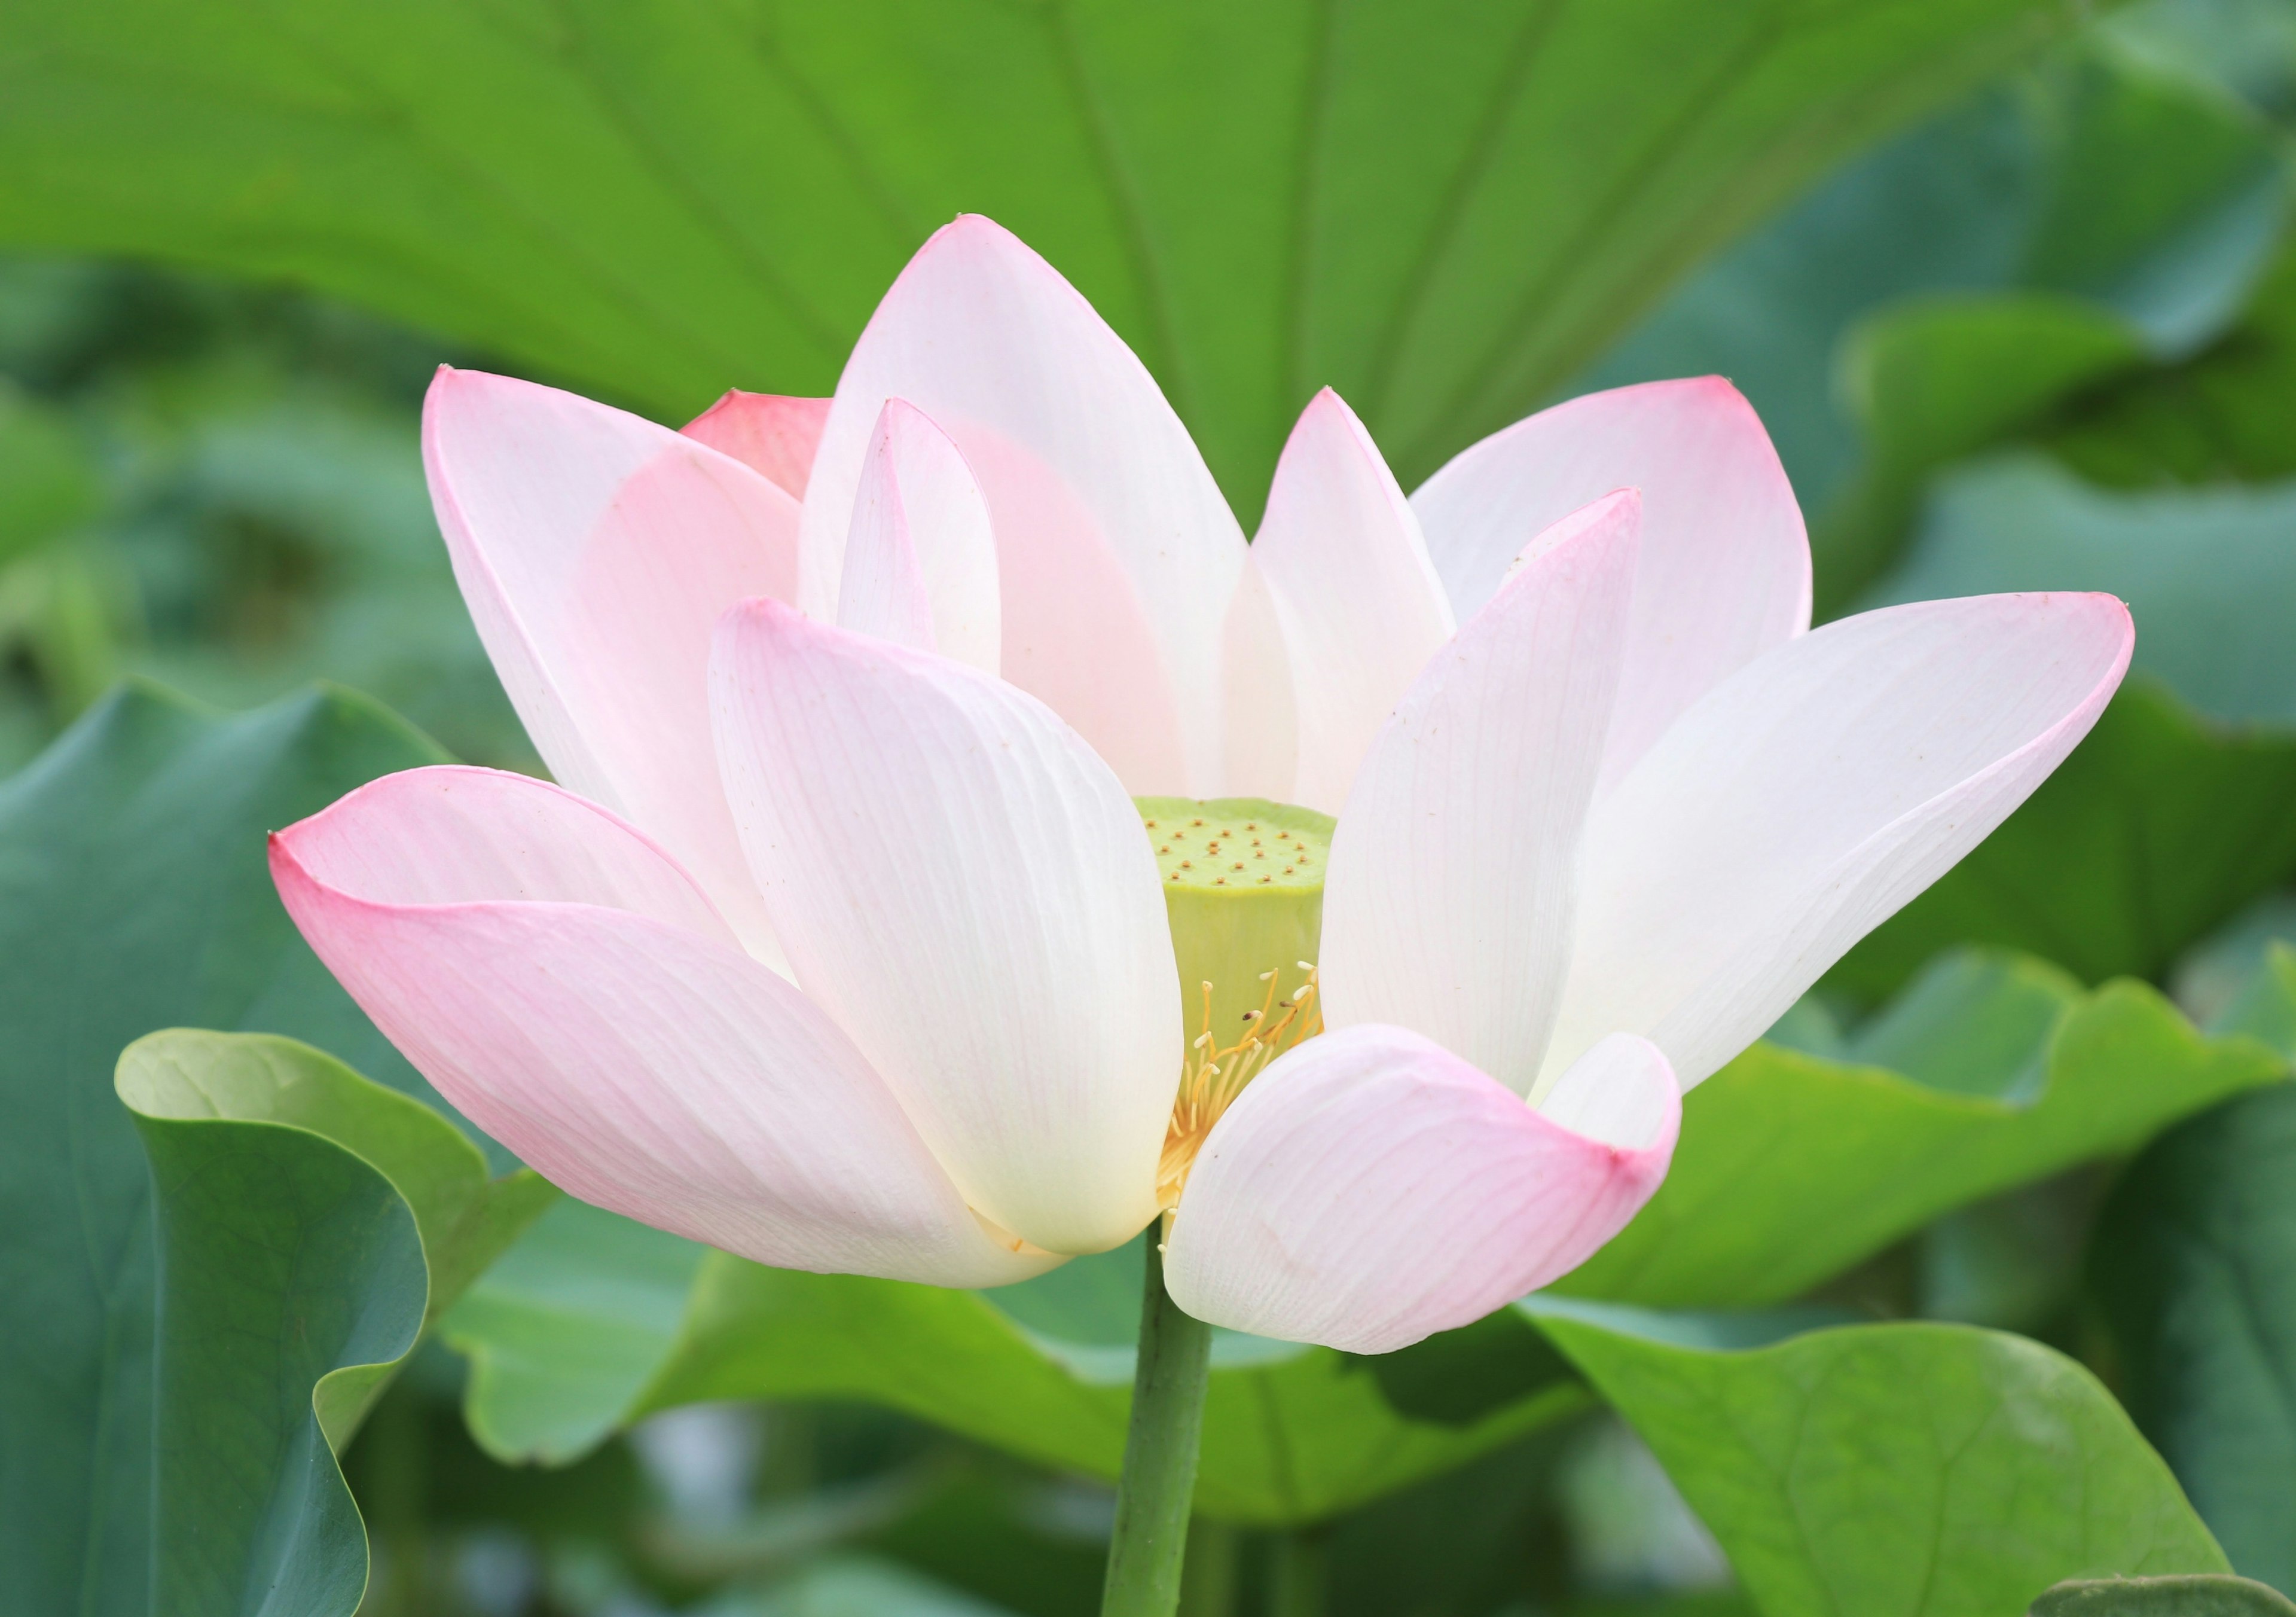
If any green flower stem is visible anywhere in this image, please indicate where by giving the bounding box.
[1102,1224,1214,1617]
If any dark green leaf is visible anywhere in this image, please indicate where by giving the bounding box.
[0,0,2081,506]
[0,680,464,1617]
[2091,1072,2296,1590]
[1562,954,2283,1307]
[0,383,100,562]
[1833,682,2296,997]
[118,1030,550,1617]
[1525,1299,2230,1615]
[2031,1575,2296,1615]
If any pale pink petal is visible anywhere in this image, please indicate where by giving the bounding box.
[274,765,735,941]
[836,400,1002,674]
[1163,1026,1678,1354]
[710,600,1179,1256]
[270,780,1049,1288]
[682,391,832,499]
[799,215,1240,794]
[1250,389,1456,813]
[1542,593,2135,1093]
[1411,377,1812,792]
[1318,493,1641,1097]
[425,367,800,962]
[1219,554,1299,803]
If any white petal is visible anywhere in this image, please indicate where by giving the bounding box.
[1412,377,1812,792]
[1320,492,1641,1096]
[799,216,1243,794]
[1164,1025,1678,1354]
[1250,389,1456,813]
[836,399,1002,674]
[710,600,1180,1255]
[425,368,799,962]
[271,768,1048,1287]
[1542,592,2135,1092]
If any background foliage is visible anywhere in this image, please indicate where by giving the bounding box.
[4,1,2296,1613]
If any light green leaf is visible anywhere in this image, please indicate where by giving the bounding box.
[117,1030,552,1617]
[1833,681,2296,997]
[2031,1575,2296,1615]
[0,0,2081,505]
[1525,1299,2229,1615]
[0,679,468,1617]
[1561,951,2284,1307]
[444,1225,1586,1527]
[2090,983,2296,1589]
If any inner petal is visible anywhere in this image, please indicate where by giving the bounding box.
[1137,795,1333,1206]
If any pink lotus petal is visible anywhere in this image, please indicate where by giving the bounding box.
[836,400,1001,673]
[710,600,1178,1256]
[425,368,801,963]
[1164,1026,1678,1354]
[683,391,831,499]
[1412,377,1811,793]
[799,215,1239,794]
[270,774,1049,1288]
[1251,389,1456,813]
[1543,591,2135,1091]
[1320,492,1641,1096]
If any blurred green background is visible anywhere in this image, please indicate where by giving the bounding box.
[8,0,2296,1613]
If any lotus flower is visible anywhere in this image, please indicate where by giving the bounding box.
[271,216,2131,1354]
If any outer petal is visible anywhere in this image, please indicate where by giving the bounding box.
[710,599,1179,1255]
[837,400,1002,673]
[1319,492,1641,1096]
[425,367,799,962]
[1250,389,1457,813]
[799,215,1244,794]
[683,391,832,499]
[1410,377,1812,792]
[1541,592,2135,1093]
[270,768,1048,1287]
[1164,1026,1678,1354]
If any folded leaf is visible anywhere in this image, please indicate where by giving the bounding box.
[119,1031,552,1617]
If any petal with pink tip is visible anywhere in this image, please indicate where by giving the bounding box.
[711,600,1179,1256]
[1319,492,1641,1096]
[1541,592,2135,1093]
[1251,389,1455,813]
[425,368,801,962]
[270,771,1049,1288]
[837,400,1002,674]
[1164,1025,1678,1354]
[683,391,832,499]
[1412,377,1812,792]
[800,215,1238,794]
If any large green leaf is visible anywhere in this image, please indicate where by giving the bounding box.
[118,1031,552,1617]
[444,1218,1587,1528]
[0,0,2079,507]
[1525,1299,2228,1615]
[1833,681,2296,997]
[2090,954,2296,1592]
[0,679,468,1617]
[1559,951,2283,1307]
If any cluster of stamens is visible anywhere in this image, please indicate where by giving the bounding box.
[1157,959,1322,1208]
[1144,816,1318,887]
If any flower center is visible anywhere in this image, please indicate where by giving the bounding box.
[1137,796,1334,1208]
